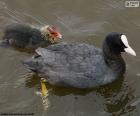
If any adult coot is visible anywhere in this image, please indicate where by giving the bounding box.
[0,23,62,49]
[24,32,136,88]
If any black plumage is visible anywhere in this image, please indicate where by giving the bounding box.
[0,23,61,50]
[23,32,135,88]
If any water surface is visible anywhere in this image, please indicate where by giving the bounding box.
[0,0,140,116]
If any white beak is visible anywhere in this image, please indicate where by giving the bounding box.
[124,46,136,56]
[121,35,136,56]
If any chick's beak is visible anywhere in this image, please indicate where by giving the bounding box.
[57,32,62,39]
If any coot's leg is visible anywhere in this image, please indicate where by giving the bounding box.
[40,78,50,109]
[40,78,49,97]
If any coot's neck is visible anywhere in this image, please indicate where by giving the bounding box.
[103,41,126,76]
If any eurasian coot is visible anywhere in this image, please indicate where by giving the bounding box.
[24,32,136,88]
[0,23,62,49]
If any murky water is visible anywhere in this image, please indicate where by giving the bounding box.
[0,0,140,116]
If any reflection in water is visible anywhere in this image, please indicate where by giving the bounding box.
[0,1,45,35]
[96,78,136,115]
[25,74,50,110]
[25,74,136,115]
[0,0,139,115]
[41,93,50,111]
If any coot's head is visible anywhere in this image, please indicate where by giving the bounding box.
[104,32,136,56]
[40,25,62,43]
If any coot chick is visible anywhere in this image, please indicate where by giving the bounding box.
[24,32,136,88]
[0,23,62,49]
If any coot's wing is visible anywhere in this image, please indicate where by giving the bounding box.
[25,42,114,88]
